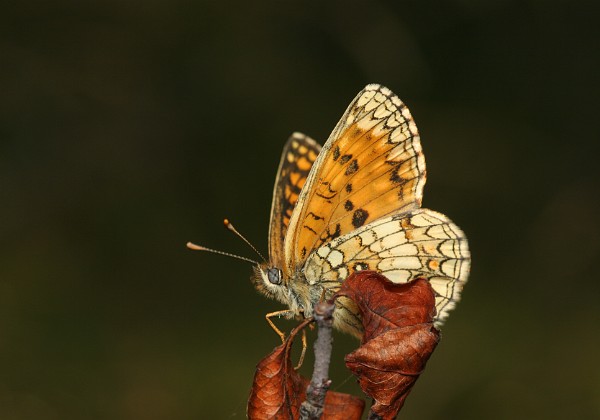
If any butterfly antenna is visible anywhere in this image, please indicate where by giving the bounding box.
[186,242,259,265]
[223,219,268,263]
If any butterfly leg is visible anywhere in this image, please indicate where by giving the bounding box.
[294,328,307,370]
[265,310,293,342]
[265,310,308,370]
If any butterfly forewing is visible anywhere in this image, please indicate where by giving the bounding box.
[268,132,321,268]
[284,84,426,272]
[304,209,470,326]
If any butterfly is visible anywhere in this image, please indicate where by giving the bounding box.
[250,84,470,338]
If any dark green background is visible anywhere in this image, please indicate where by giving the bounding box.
[1,1,598,419]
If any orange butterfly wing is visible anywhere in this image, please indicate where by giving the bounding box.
[268,132,321,268]
[284,84,426,273]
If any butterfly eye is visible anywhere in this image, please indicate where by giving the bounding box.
[266,267,282,285]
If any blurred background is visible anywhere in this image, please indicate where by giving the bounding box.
[1,1,598,419]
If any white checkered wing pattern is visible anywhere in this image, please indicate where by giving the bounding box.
[304,208,470,326]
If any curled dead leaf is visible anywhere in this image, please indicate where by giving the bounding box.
[335,271,440,419]
[247,319,364,419]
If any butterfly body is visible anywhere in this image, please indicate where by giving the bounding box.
[252,84,470,338]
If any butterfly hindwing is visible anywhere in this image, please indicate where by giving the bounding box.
[304,208,470,326]
[269,132,321,268]
[284,84,426,273]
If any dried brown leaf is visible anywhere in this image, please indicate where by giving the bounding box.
[336,271,440,419]
[247,320,364,419]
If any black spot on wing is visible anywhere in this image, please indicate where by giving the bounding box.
[398,187,405,200]
[352,209,369,228]
[345,159,359,176]
[339,154,352,164]
[345,183,353,193]
[333,146,341,161]
[344,200,354,211]
[389,169,407,185]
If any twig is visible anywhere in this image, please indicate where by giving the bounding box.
[299,300,335,420]
[367,410,384,420]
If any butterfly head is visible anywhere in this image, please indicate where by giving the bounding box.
[252,262,312,318]
[252,263,286,297]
